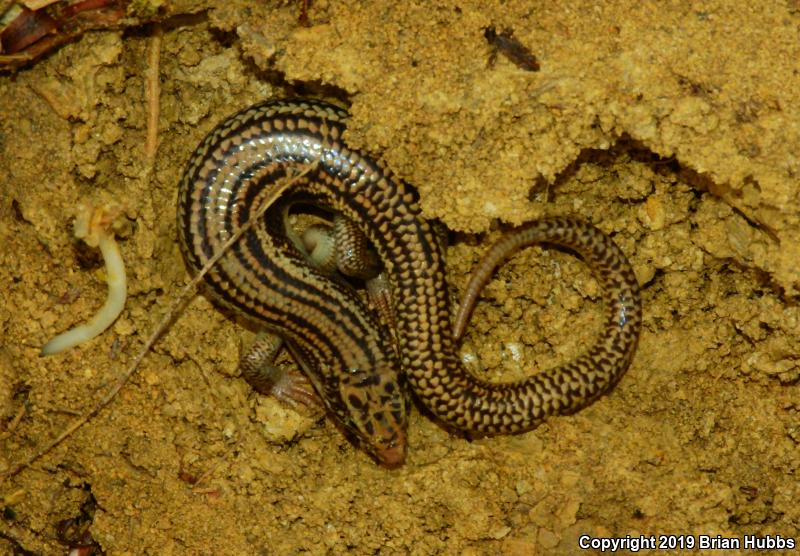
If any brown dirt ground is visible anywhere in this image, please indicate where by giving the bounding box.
[1,0,799,554]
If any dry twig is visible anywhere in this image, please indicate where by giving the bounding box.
[144,24,162,171]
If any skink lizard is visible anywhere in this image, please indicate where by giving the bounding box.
[177,99,642,465]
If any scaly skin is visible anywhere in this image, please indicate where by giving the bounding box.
[177,99,642,464]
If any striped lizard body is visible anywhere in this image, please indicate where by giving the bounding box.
[177,99,642,464]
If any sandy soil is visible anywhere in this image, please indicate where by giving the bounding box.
[1,0,799,554]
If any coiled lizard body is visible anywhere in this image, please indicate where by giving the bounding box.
[177,99,642,465]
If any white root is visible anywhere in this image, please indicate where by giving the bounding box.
[40,205,127,356]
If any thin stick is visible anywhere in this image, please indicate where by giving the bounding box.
[144,25,162,169]
[1,165,316,479]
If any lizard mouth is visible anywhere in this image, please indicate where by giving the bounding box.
[376,443,407,467]
[373,427,407,467]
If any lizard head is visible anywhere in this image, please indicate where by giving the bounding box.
[335,364,408,467]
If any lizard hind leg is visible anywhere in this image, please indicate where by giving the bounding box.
[302,215,398,338]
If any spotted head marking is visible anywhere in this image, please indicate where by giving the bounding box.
[333,362,408,467]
